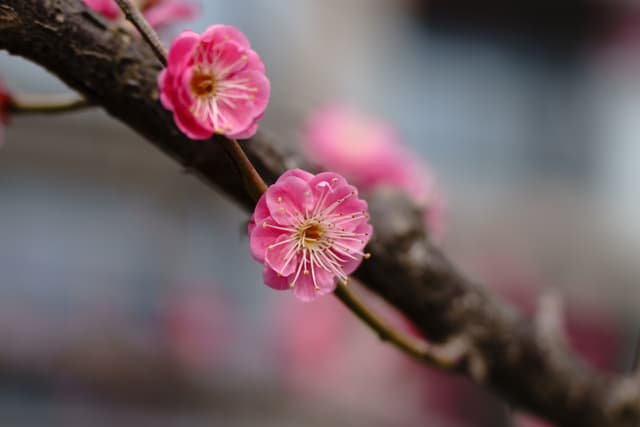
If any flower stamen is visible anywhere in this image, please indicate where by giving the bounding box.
[190,71,217,97]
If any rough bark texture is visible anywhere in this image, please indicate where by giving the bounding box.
[1,1,639,426]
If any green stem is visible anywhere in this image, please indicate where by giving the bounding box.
[334,280,456,368]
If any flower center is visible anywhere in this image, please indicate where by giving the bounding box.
[299,222,324,248]
[190,72,217,98]
[134,0,158,11]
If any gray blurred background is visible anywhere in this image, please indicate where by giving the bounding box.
[1,1,640,426]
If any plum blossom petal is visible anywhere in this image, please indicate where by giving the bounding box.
[265,234,299,277]
[279,169,315,182]
[167,30,200,67]
[250,222,284,263]
[248,194,269,236]
[228,120,258,140]
[266,176,313,225]
[293,268,335,302]
[201,24,251,49]
[249,169,373,301]
[263,265,291,290]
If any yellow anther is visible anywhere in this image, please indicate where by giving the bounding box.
[277,196,283,203]
[364,253,372,259]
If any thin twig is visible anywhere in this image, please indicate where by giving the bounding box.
[334,280,456,369]
[9,94,91,114]
[220,138,268,203]
[114,0,167,66]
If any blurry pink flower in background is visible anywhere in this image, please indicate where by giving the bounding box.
[158,285,229,372]
[249,169,372,301]
[84,0,120,20]
[160,25,270,140]
[593,5,640,65]
[303,105,406,189]
[143,0,199,30]
[272,285,427,424]
[0,77,11,147]
[303,104,445,235]
[83,0,199,31]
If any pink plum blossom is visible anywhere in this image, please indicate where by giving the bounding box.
[159,284,229,371]
[249,169,372,301]
[0,78,11,147]
[159,25,270,140]
[303,104,444,235]
[83,0,198,30]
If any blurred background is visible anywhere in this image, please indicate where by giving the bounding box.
[1,0,640,425]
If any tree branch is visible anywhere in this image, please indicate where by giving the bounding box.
[0,1,638,425]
